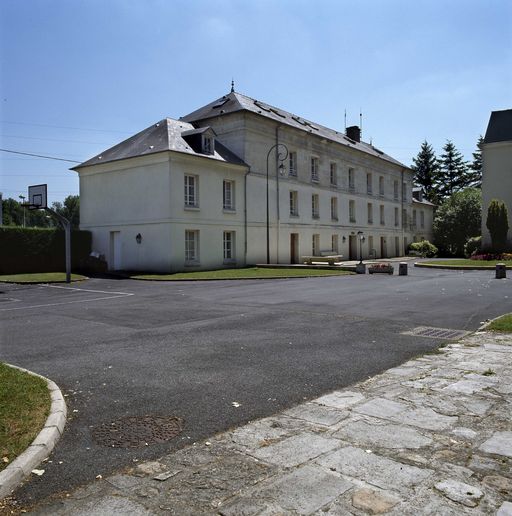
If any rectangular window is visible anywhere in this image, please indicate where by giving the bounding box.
[380,205,385,225]
[394,207,399,227]
[185,230,199,263]
[289,190,298,216]
[332,234,339,253]
[349,200,356,223]
[330,163,337,186]
[367,202,373,224]
[394,180,399,200]
[349,168,355,190]
[223,231,235,261]
[368,236,374,256]
[402,209,407,226]
[367,173,373,194]
[420,211,425,229]
[223,180,235,210]
[412,209,417,227]
[203,136,213,155]
[311,157,319,182]
[312,194,319,219]
[379,176,384,196]
[312,234,320,255]
[331,197,338,220]
[184,175,198,207]
[289,152,297,177]
[402,182,407,201]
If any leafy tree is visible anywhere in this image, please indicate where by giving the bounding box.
[467,135,483,188]
[436,140,469,199]
[411,141,440,203]
[433,188,481,256]
[51,195,80,228]
[1,197,52,227]
[486,199,509,252]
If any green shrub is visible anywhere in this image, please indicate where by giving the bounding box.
[464,236,482,257]
[409,240,438,258]
[486,199,509,252]
[0,227,91,274]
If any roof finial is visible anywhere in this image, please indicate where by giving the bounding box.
[231,79,235,93]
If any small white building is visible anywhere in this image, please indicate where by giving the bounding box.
[481,109,512,249]
[73,90,433,271]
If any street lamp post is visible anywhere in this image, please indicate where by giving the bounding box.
[357,230,365,264]
[266,143,289,264]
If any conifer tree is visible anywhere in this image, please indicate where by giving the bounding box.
[467,135,483,188]
[486,199,509,252]
[436,140,469,199]
[411,140,439,202]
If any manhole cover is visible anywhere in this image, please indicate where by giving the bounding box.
[402,326,470,340]
[92,415,184,448]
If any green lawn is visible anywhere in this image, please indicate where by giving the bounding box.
[131,267,353,281]
[421,259,512,268]
[0,272,87,283]
[0,364,50,471]
[488,313,512,332]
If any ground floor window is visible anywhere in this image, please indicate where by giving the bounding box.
[368,235,374,257]
[185,230,199,263]
[332,234,339,253]
[312,234,320,255]
[223,231,235,261]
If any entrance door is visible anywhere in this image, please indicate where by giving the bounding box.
[349,235,357,260]
[290,233,299,264]
[380,237,387,258]
[110,231,121,270]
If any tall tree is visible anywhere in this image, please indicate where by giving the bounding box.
[467,135,483,188]
[51,195,80,228]
[486,199,509,252]
[411,140,439,203]
[433,188,481,257]
[436,140,469,199]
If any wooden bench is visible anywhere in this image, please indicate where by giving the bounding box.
[302,255,343,266]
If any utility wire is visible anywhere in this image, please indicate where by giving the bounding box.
[0,148,81,163]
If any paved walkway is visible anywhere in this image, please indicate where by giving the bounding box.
[30,330,512,515]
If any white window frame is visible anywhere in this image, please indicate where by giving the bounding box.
[413,209,417,227]
[420,210,425,229]
[348,168,355,190]
[203,135,214,155]
[184,174,198,208]
[185,230,199,263]
[349,200,356,223]
[367,202,373,224]
[223,231,235,262]
[312,194,320,219]
[394,207,399,227]
[312,234,320,255]
[402,182,407,202]
[330,163,338,186]
[380,205,385,225]
[289,152,297,177]
[223,180,235,211]
[367,173,373,194]
[311,157,319,182]
[290,190,299,216]
[379,176,384,196]
[330,197,338,221]
[394,180,399,200]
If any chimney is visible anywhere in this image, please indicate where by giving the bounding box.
[346,125,361,143]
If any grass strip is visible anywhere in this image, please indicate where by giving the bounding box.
[131,267,353,281]
[0,273,87,283]
[0,364,50,471]
[487,313,512,332]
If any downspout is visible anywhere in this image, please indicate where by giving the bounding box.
[401,168,405,256]
[275,125,281,263]
[244,166,250,265]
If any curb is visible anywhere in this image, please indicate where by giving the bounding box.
[0,365,67,500]
[414,262,500,270]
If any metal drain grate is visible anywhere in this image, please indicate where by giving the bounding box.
[92,415,184,448]
[402,326,470,340]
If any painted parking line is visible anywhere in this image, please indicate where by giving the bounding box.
[0,285,134,312]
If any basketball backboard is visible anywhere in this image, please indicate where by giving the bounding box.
[28,184,47,210]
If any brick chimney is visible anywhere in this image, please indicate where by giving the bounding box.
[346,125,361,143]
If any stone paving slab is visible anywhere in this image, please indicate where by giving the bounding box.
[19,330,512,515]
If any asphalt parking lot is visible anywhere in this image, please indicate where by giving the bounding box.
[1,266,511,506]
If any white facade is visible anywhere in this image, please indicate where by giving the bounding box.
[481,109,512,248]
[74,92,434,271]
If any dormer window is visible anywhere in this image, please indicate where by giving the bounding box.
[203,135,214,155]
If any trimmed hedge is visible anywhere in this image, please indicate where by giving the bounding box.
[0,227,92,274]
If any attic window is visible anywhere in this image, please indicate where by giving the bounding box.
[203,135,214,155]
[212,97,228,109]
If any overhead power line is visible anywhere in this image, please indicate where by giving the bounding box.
[0,148,82,163]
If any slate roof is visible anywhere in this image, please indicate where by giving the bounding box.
[73,118,246,169]
[182,91,407,169]
[484,109,512,144]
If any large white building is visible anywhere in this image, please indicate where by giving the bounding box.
[481,109,512,249]
[73,90,434,271]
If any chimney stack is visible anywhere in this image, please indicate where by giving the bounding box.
[346,125,361,143]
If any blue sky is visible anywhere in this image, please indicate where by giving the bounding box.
[1,0,511,204]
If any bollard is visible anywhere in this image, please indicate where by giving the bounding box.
[399,262,408,276]
[355,263,366,274]
[496,263,507,279]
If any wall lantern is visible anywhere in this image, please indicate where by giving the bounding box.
[342,236,346,243]
[136,233,142,244]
